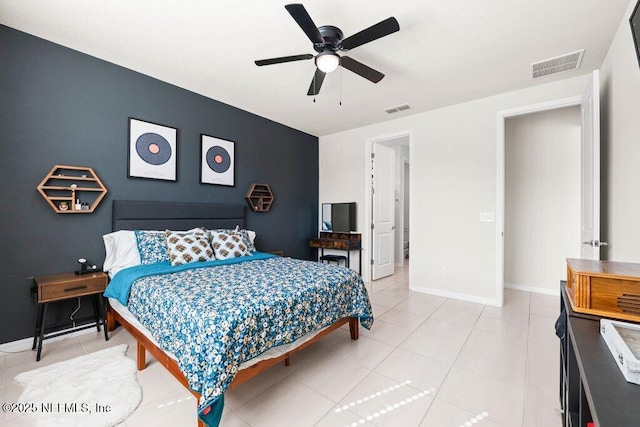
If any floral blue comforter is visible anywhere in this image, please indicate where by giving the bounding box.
[104,254,373,426]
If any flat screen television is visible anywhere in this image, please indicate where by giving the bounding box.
[321,202,356,232]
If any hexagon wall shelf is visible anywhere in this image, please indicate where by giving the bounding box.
[37,165,107,214]
[245,183,273,212]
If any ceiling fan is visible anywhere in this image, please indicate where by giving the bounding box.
[255,4,400,96]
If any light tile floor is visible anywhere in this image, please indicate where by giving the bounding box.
[1,263,563,426]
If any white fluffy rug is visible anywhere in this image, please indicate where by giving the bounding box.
[14,344,142,427]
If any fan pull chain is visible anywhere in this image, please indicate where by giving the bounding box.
[339,67,343,106]
[313,73,316,103]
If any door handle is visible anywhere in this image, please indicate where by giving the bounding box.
[582,240,608,247]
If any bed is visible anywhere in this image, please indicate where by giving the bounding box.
[103,200,373,426]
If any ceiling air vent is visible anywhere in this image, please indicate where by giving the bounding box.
[531,49,585,79]
[384,103,411,114]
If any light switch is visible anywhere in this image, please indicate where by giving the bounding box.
[479,212,495,222]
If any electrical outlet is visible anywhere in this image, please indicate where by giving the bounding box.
[441,267,448,277]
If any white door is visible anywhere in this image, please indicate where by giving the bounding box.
[372,143,395,280]
[580,70,604,260]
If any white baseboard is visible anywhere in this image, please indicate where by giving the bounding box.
[0,325,98,354]
[409,284,500,307]
[504,282,560,296]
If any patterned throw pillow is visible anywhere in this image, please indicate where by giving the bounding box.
[165,230,215,266]
[213,227,256,253]
[135,230,169,265]
[210,231,249,260]
[237,229,256,253]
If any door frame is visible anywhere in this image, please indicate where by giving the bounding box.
[496,96,581,307]
[365,129,413,283]
[580,70,601,260]
[399,155,410,267]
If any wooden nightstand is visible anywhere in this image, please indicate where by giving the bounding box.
[32,272,109,361]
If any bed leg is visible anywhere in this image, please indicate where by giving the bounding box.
[106,306,117,332]
[349,318,359,340]
[284,357,290,366]
[137,341,147,370]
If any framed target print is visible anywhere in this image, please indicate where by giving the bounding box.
[128,118,177,181]
[200,134,235,186]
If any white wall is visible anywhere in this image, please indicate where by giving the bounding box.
[600,0,640,263]
[504,107,581,293]
[320,75,590,305]
[317,142,367,271]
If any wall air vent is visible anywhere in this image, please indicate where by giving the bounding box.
[531,49,585,79]
[384,103,411,114]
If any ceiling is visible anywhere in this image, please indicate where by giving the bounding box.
[0,0,631,137]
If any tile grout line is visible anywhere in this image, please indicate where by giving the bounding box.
[423,302,484,411]
[519,292,533,427]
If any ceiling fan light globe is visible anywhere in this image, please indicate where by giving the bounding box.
[315,52,340,73]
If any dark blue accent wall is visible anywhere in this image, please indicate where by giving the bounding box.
[0,25,319,344]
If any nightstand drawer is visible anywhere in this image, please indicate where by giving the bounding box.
[36,272,107,303]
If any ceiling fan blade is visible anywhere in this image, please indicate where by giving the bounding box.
[340,56,384,83]
[255,54,313,66]
[285,4,324,45]
[307,68,326,96]
[340,17,400,51]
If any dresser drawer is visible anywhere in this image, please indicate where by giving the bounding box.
[309,238,358,250]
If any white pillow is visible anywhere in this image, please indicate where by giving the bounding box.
[246,230,256,245]
[103,230,141,278]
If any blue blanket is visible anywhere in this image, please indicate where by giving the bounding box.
[104,254,373,426]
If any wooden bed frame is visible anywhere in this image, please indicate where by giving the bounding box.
[106,307,358,421]
[106,200,361,426]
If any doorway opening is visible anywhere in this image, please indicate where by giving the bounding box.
[496,71,600,306]
[496,96,581,306]
[365,130,412,283]
[503,106,581,297]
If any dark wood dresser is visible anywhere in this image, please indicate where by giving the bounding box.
[559,282,640,426]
